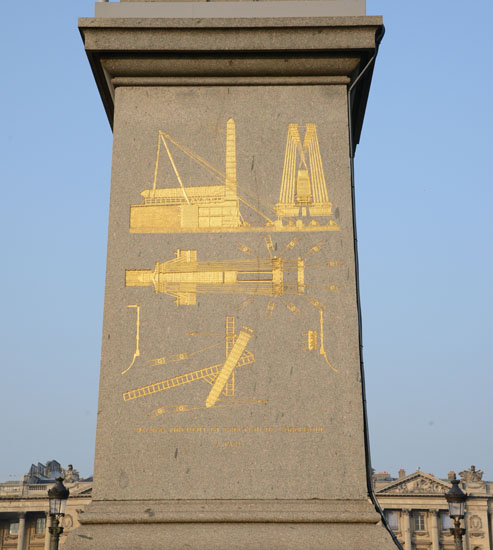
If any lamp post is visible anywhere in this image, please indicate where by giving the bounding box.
[445,476,467,550]
[48,477,69,550]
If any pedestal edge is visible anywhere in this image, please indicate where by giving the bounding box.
[79,498,381,525]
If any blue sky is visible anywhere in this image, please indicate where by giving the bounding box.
[0,0,491,482]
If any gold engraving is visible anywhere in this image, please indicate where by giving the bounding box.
[235,242,254,256]
[147,341,222,368]
[239,298,253,309]
[265,300,275,318]
[135,424,323,434]
[121,305,140,375]
[302,330,318,351]
[303,298,338,372]
[276,123,334,220]
[264,235,275,258]
[284,237,299,251]
[305,242,326,257]
[125,249,305,306]
[148,399,267,418]
[186,331,222,337]
[224,316,236,397]
[123,317,256,408]
[129,120,339,234]
[328,284,343,292]
[122,352,253,403]
[206,326,253,408]
[286,303,301,316]
[125,236,342,392]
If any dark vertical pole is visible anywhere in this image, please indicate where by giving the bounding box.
[49,516,64,550]
[451,518,465,550]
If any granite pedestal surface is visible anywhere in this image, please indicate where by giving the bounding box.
[65,4,399,548]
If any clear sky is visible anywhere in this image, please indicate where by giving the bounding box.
[0,0,491,483]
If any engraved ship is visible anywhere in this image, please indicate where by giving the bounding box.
[125,249,305,306]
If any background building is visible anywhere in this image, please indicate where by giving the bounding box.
[1,462,491,549]
[0,461,91,550]
[375,466,493,550]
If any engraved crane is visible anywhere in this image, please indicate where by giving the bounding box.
[130,119,338,234]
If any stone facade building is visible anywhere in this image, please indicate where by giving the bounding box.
[374,467,493,550]
[1,462,491,549]
[0,462,91,550]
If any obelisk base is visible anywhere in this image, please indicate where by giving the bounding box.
[73,8,398,550]
[64,499,397,550]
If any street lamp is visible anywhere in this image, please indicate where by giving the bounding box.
[445,476,467,550]
[48,477,69,550]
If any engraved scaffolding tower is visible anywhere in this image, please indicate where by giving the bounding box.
[276,123,332,219]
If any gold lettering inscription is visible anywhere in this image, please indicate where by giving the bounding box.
[135,425,324,435]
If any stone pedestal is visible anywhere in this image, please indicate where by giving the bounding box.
[66,3,398,548]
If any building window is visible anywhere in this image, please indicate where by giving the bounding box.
[9,521,19,535]
[441,512,453,530]
[413,512,426,531]
[385,511,399,530]
[35,517,46,534]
